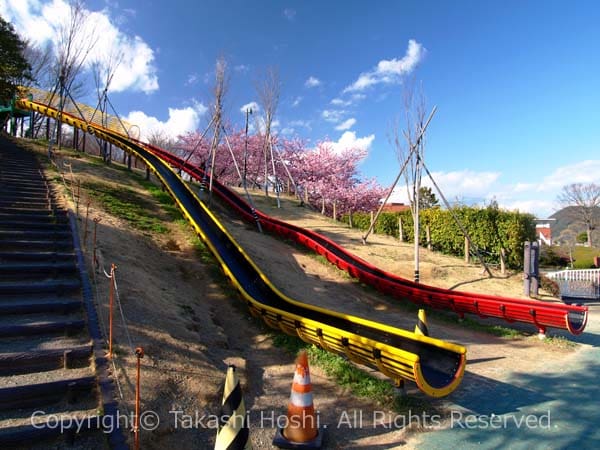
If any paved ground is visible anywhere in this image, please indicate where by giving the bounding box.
[410,300,600,449]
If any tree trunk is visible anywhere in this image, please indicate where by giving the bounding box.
[464,237,470,263]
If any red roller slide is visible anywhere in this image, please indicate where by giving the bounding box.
[143,144,588,337]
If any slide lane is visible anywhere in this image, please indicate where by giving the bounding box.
[16,98,467,398]
[146,145,588,336]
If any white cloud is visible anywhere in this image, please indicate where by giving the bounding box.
[322,109,346,123]
[288,119,311,130]
[331,98,351,107]
[427,170,501,199]
[388,169,500,205]
[291,96,302,107]
[283,8,296,21]
[386,160,600,218]
[305,76,321,88]
[186,73,199,86]
[240,101,259,114]
[343,39,425,93]
[1,0,159,94]
[539,160,600,190]
[335,118,356,131]
[234,64,250,73]
[125,101,207,141]
[255,117,280,134]
[324,131,375,155]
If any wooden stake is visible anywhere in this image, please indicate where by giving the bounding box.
[399,216,404,242]
[426,225,432,251]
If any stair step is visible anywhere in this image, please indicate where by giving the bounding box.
[0,251,75,263]
[0,212,68,223]
[0,239,74,252]
[0,262,78,281]
[0,278,80,295]
[0,298,82,315]
[0,375,97,411]
[0,221,67,231]
[0,414,104,448]
[0,345,93,376]
[0,334,92,355]
[0,318,86,338]
[0,229,72,241]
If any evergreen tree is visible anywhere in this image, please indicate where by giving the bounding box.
[419,186,439,209]
[0,16,31,103]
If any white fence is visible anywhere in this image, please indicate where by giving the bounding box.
[546,269,600,282]
[546,269,600,300]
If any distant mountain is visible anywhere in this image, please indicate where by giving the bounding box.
[550,206,600,245]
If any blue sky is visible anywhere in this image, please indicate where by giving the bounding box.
[2,0,599,217]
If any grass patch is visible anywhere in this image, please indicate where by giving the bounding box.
[136,177,183,221]
[84,181,169,234]
[543,335,578,349]
[571,246,600,269]
[270,333,432,414]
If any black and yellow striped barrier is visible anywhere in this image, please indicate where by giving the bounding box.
[415,309,429,336]
[215,365,250,450]
[16,97,467,397]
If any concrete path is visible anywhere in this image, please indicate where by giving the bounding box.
[412,302,600,449]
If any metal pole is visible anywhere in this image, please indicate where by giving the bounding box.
[243,108,252,190]
[362,106,437,244]
[134,347,144,450]
[414,150,421,283]
[108,264,116,358]
[269,139,281,208]
[93,217,101,269]
[221,125,243,182]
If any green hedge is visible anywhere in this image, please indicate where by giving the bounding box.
[341,207,536,269]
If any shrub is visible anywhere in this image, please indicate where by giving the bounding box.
[540,275,560,297]
[343,206,535,269]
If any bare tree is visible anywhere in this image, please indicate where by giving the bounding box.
[91,47,123,162]
[22,40,53,137]
[255,66,281,198]
[558,183,600,247]
[393,80,427,210]
[147,129,176,151]
[391,81,427,282]
[52,0,98,146]
[207,56,229,199]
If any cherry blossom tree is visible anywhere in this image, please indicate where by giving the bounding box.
[174,127,385,215]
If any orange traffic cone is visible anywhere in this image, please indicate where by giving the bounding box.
[273,350,324,449]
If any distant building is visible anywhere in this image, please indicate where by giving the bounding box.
[382,202,411,213]
[535,218,556,245]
